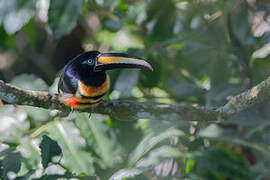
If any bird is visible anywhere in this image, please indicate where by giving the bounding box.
[58,50,153,108]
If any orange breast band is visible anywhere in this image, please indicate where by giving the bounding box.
[78,76,110,97]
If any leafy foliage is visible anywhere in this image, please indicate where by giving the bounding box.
[47,0,84,39]
[0,0,270,179]
[39,135,62,169]
[2,150,21,180]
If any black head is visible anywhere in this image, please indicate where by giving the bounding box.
[66,51,100,72]
[63,50,153,86]
[66,50,153,72]
[63,51,105,88]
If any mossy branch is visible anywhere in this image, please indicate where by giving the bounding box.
[1,77,270,122]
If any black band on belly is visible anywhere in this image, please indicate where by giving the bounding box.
[76,99,103,106]
[79,93,106,100]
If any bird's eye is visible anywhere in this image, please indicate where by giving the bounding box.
[82,59,95,66]
[88,59,93,64]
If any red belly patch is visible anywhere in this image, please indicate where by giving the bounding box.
[62,96,102,108]
[63,96,79,107]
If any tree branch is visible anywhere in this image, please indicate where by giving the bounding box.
[1,77,270,122]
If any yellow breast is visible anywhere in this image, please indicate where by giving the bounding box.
[75,75,110,103]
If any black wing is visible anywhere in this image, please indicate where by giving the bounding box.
[58,69,78,94]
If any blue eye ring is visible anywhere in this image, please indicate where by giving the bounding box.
[87,59,93,64]
[82,58,95,65]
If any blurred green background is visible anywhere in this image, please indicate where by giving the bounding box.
[0,0,270,179]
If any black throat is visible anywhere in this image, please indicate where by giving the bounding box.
[80,71,107,87]
[65,61,107,88]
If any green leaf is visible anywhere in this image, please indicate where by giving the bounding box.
[185,159,195,174]
[0,105,29,144]
[39,135,62,169]
[31,172,92,180]
[0,148,16,157]
[46,121,95,175]
[15,169,35,180]
[3,152,21,179]
[10,74,49,91]
[198,124,223,138]
[0,0,35,34]
[47,0,83,39]
[252,43,270,59]
[136,146,181,167]
[112,69,139,98]
[129,128,184,165]
[20,138,41,169]
[75,113,116,168]
[118,0,128,11]
[109,168,144,180]
[167,43,185,50]
[110,146,185,179]
[22,106,49,122]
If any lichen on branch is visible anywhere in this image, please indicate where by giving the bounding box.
[1,77,270,122]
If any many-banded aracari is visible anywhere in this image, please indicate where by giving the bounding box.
[58,51,153,108]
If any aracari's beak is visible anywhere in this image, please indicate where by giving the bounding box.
[94,53,153,71]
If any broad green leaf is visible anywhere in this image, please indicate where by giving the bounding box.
[0,148,16,157]
[46,121,95,175]
[31,172,95,180]
[129,128,184,164]
[111,146,186,179]
[49,77,60,94]
[75,113,116,168]
[39,135,62,169]
[47,0,83,39]
[8,0,35,33]
[136,146,181,168]
[10,74,49,91]
[15,169,35,180]
[109,168,144,180]
[0,0,36,34]
[19,138,41,169]
[185,159,195,174]
[198,124,223,138]
[117,0,128,11]
[2,152,21,179]
[22,106,49,122]
[112,69,139,98]
[252,43,270,59]
[0,105,29,143]
[126,2,147,24]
